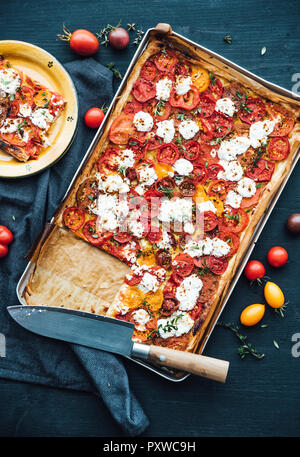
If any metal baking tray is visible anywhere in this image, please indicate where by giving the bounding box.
[16,24,300,382]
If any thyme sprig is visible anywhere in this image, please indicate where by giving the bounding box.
[106,62,122,79]
[217,321,265,360]
[97,20,122,46]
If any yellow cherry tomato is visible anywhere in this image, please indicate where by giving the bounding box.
[155,163,174,179]
[240,304,265,326]
[264,281,285,308]
[191,66,210,93]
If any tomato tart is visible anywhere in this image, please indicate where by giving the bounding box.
[0,56,66,162]
[24,34,300,358]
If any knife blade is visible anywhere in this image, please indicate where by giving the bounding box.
[7,305,229,382]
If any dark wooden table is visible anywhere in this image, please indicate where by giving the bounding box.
[1,0,300,437]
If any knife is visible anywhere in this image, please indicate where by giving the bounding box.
[7,305,229,383]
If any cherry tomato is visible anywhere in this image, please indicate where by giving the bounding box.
[0,243,8,258]
[267,246,288,267]
[286,213,300,235]
[108,27,130,50]
[240,304,265,326]
[84,108,105,128]
[264,281,285,308]
[0,226,13,245]
[244,260,266,281]
[69,29,99,56]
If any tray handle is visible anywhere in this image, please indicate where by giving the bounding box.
[155,23,172,35]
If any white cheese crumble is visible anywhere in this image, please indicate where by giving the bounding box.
[133,111,154,132]
[156,119,175,143]
[156,77,173,101]
[98,174,129,194]
[178,119,199,140]
[197,200,217,214]
[184,221,195,234]
[157,311,194,339]
[249,120,275,148]
[215,97,237,117]
[237,177,257,198]
[132,309,151,332]
[175,76,192,95]
[225,190,243,209]
[137,272,159,293]
[158,197,193,223]
[217,160,244,181]
[211,237,231,257]
[173,158,193,176]
[18,103,32,118]
[217,136,250,161]
[184,237,213,257]
[176,274,203,311]
[0,117,22,134]
[157,230,172,250]
[135,164,157,195]
[93,194,129,232]
[0,68,21,94]
[116,148,135,169]
[30,108,54,130]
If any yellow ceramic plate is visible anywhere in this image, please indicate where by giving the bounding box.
[0,40,78,178]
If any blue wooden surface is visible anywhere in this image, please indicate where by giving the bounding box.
[1,0,300,437]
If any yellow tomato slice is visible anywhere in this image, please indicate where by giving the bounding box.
[119,286,144,309]
[33,89,52,107]
[191,66,210,93]
[155,163,174,179]
[209,197,224,217]
[193,184,208,203]
[137,249,156,267]
[144,290,164,312]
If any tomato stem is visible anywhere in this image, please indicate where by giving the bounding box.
[57,24,72,42]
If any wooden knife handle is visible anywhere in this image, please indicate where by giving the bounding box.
[148,345,229,383]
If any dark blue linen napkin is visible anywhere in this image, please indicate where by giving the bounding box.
[0,57,149,436]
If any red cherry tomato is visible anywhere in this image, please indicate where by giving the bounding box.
[244,260,266,280]
[108,27,130,50]
[0,226,13,245]
[84,108,105,128]
[0,243,8,258]
[267,246,288,267]
[69,29,99,56]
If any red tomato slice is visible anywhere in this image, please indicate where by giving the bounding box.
[183,141,201,161]
[172,253,194,277]
[96,147,120,174]
[63,207,85,231]
[169,85,200,111]
[193,256,209,268]
[192,164,207,184]
[124,273,143,286]
[132,77,156,102]
[245,158,275,182]
[207,179,228,200]
[156,143,179,164]
[203,77,223,100]
[208,112,233,138]
[218,231,240,257]
[0,131,27,148]
[155,176,176,196]
[82,219,113,246]
[203,210,218,231]
[140,60,158,81]
[154,49,178,73]
[207,255,228,275]
[199,118,214,141]
[144,135,162,151]
[197,94,216,118]
[267,104,295,137]
[219,206,249,234]
[207,163,224,180]
[240,188,261,209]
[163,279,177,298]
[238,97,266,124]
[175,60,192,76]
[147,228,162,244]
[109,113,135,144]
[268,136,289,161]
[178,178,196,197]
[124,99,143,115]
[113,230,132,244]
[145,99,172,122]
[8,100,20,117]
